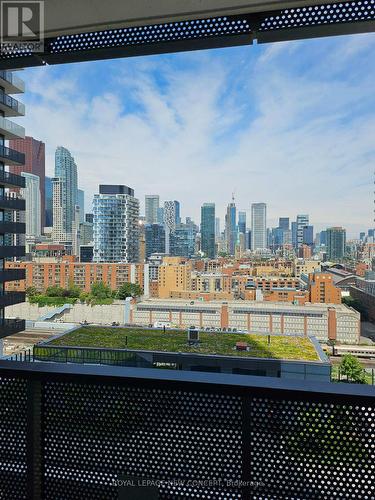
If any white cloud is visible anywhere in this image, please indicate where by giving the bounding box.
[20,34,375,237]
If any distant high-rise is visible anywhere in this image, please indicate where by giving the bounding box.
[170,223,196,258]
[45,176,53,227]
[21,172,41,238]
[303,225,314,246]
[238,211,246,235]
[145,224,165,258]
[53,146,78,242]
[215,217,220,240]
[279,217,289,230]
[93,185,139,263]
[164,200,180,253]
[320,230,327,246]
[201,203,215,259]
[145,195,160,224]
[326,227,346,261]
[225,199,236,255]
[77,189,85,223]
[9,136,45,228]
[251,203,267,250]
[296,214,309,248]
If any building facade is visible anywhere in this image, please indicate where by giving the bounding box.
[225,201,236,255]
[145,195,159,224]
[9,135,45,228]
[93,185,139,263]
[0,70,27,343]
[201,203,215,259]
[145,223,165,258]
[21,172,41,238]
[7,260,148,293]
[327,227,346,261]
[53,146,78,243]
[130,299,359,343]
[251,203,267,250]
[45,176,53,227]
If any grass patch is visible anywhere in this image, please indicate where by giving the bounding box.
[48,327,319,361]
[29,296,78,307]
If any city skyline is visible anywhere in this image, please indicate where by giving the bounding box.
[20,34,375,237]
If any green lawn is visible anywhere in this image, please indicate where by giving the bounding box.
[48,327,320,361]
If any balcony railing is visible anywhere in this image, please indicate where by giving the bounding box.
[0,71,25,93]
[0,221,25,234]
[0,268,25,282]
[0,362,372,499]
[0,195,25,211]
[0,145,25,166]
[0,245,25,258]
[0,292,25,306]
[0,318,24,338]
[0,170,25,188]
[0,116,25,140]
[0,91,25,117]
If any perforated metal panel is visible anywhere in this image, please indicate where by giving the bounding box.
[43,380,243,499]
[249,395,375,499]
[0,375,28,499]
[259,0,375,32]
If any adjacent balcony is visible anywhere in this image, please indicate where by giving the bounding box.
[0,170,25,188]
[0,116,25,140]
[0,195,25,211]
[0,71,24,94]
[0,318,25,338]
[0,268,25,282]
[0,221,25,234]
[0,91,25,117]
[0,145,25,166]
[0,245,25,258]
[0,292,25,307]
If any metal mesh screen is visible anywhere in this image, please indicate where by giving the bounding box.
[43,380,243,499]
[0,375,28,500]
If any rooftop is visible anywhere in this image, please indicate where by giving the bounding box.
[48,326,320,361]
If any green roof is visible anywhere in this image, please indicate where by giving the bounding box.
[48,327,320,361]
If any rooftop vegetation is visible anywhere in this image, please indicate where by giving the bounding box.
[48,326,320,361]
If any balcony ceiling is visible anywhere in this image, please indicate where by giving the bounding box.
[0,0,374,69]
[41,0,351,37]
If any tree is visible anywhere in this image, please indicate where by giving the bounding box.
[25,286,38,297]
[45,286,65,297]
[67,284,82,298]
[339,354,366,383]
[116,282,142,300]
[90,281,113,299]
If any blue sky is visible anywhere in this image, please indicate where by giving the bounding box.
[21,32,375,237]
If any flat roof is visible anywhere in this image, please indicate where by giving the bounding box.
[47,327,320,362]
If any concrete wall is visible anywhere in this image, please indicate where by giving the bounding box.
[6,301,126,325]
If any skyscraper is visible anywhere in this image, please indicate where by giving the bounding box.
[45,176,53,227]
[279,217,289,230]
[251,203,267,250]
[238,211,246,235]
[303,225,314,246]
[77,188,85,223]
[225,199,236,255]
[201,203,215,259]
[215,217,220,240]
[326,227,346,261]
[9,136,45,228]
[53,146,78,243]
[21,172,41,238]
[145,224,165,258]
[145,195,159,224]
[164,200,180,254]
[296,214,309,248]
[93,185,139,263]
